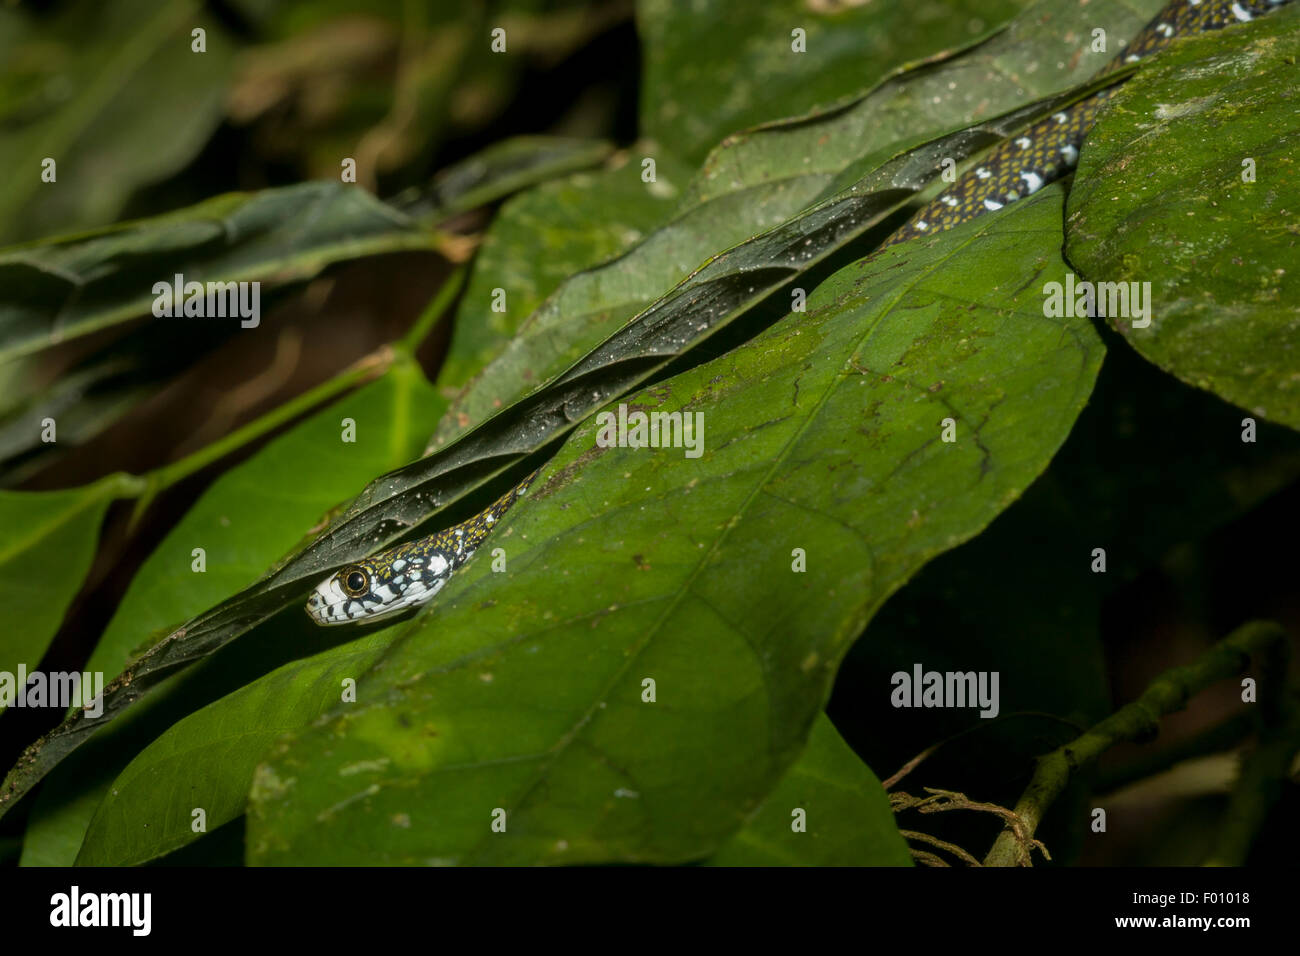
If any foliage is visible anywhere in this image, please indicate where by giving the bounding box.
[1,0,1296,868]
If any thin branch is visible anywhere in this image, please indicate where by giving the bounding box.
[984,620,1289,867]
[898,829,982,866]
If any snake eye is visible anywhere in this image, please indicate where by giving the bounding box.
[341,568,369,596]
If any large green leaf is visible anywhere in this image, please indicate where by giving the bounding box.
[637,0,1030,166]
[245,184,1104,864]
[0,91,1067,817]
[683,0,1163,212]
[435,0,1163,446]
[704,715,911,866]
[1065,6,1300,430]
[0,0,233,245]
[75,660,902,866]
[0,473,140,709]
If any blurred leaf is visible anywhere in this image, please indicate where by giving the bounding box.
[0,323,237,485]
[0,473,141,712]
[244,184,1103,864]
[0,0,234,244]
[1065,6,1300,430]
[415,136,615,220]
[704,715,911,866]
[0,182,443,365]
[229,0,629,182]
[637,0,1030,166]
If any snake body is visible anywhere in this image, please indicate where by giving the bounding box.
[306,0,1286,627]
[882,0,1290,247]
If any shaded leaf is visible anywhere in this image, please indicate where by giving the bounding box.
[75,632,393,865]
[1065,6,1300,429]
[704,714,911,866]
[0,323,237,485]
[245,184,1104,864]
[0,130,617,367]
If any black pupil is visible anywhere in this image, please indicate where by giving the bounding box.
[345,571,366,593]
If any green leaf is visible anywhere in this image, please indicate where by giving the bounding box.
[0,0,233,244]
[0,473,141,709]
[682,0,1166,213]
[637,0,1030,166]
[0,93,1065,817]
[704,714,911,866]
[75,633,394,866]
[1065,6,1300,430]
[435,0,1165,446]
[435,146,693,393]
[245,183,1104,865]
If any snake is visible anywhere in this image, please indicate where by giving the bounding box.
[306,469,540,625]
[305,0,1288,627]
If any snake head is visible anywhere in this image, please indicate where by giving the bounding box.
[305,546,455,626]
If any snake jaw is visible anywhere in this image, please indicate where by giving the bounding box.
[304,572,361,626]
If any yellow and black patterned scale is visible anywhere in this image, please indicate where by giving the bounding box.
[306,0,1287,627]
[306,468,540,625]
[882,0,1291,247]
